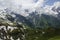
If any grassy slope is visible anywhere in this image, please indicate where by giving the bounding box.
[48,36,60,40]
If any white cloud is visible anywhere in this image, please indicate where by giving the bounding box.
[0,0,60,17]
[43,2,60,16]
[34,0,45,8]
[53,2,60,8]
[0,0,45,16]
[13,0,45,9]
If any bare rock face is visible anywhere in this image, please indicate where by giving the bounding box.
[57,7,60,19]
[52,6,60,20]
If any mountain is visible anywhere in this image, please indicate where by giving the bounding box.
[40,14,60,28]
[52,7,60,19]
[56,7,60,19]
[0,9,34,27]
[27,11,41,28]
[0,6,60,29]
[26,6,60,29]
[27,12,60,29]
[8,12,34,27]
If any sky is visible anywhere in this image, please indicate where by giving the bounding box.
[0,0,60,16]
[45,0,60,5]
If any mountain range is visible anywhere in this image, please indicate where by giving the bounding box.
[0,6,60,29]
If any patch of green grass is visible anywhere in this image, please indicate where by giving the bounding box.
[48,36,60,40]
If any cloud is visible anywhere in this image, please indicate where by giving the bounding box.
[43,1,60,16]
[52,2,60,12]
[0,0,45,10]
[0,0,45,16]
[1,0,59,17]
